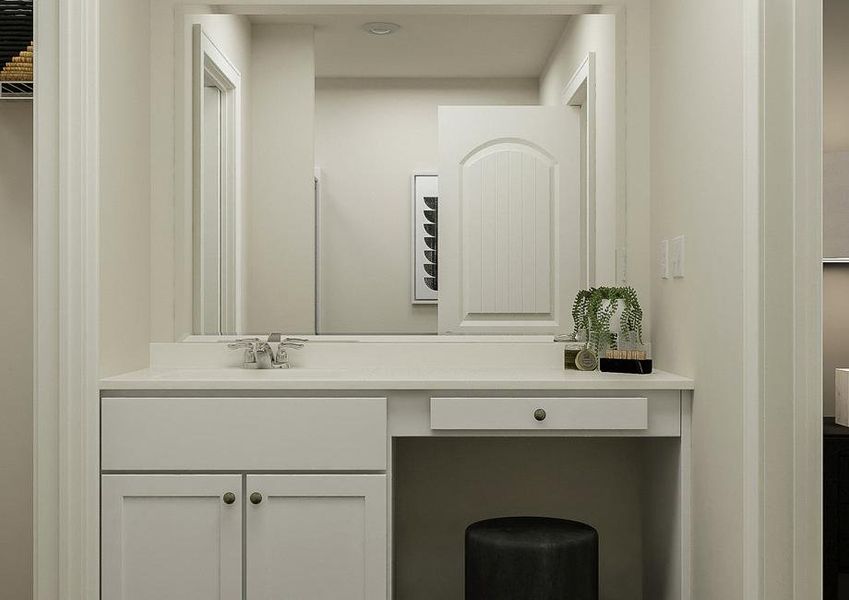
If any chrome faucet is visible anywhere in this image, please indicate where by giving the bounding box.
[227,334,307,369]
[268,333,307,368]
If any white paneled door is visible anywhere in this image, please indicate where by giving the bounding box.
[246,474,387,600]
[101,475,242,600]
[438,106,581,334]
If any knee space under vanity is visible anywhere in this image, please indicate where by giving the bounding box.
[392,436,685,600]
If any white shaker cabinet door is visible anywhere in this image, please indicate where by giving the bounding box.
[101,475,242,600]
[246,474,387,600]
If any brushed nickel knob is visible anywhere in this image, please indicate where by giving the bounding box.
[222,492,236,505]
[534,408,547,421]
[250,492,263,505]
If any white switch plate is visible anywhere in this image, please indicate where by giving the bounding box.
[660,240,670,279]
[616,247,627,283]
[670,235,685,278]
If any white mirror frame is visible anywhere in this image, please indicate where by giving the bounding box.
[192,25,242,335]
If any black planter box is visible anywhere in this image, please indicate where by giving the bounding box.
[599,358,653,374]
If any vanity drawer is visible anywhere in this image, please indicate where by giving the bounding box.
[430,397,649,431]
[101,397,387,471]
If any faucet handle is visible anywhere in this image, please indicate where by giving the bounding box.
[226,337,260,350]
[279,337,307,348]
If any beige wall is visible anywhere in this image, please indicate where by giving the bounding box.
[248,24,315,334]
[100,0,151,375]
[823,0,849,415]
[0,102,33,600]
[539,14,619,289]
[825,0,849,153]
[649,0,745,597]
[314,77,538,334]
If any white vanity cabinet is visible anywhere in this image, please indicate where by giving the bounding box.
[99,375,694,600]
[101,474,386,600]
[246,474,387,600]
[100,397,389,600]
[100,475,243,600]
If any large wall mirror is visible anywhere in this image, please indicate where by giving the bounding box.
[180,10,625,337]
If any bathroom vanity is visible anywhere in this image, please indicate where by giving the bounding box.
[100,341,693,600]
[95,6,697,600]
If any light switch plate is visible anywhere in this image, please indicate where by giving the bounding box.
[616,247,627,283]
[670,235,685,278]
[660,240,670,279]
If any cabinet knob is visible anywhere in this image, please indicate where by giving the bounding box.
[533,408,547,421]
[250,492,263,505]
[222,492,236,505]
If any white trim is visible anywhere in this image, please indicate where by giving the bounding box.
[35,0,101,599]
[562,52,596,288]
[33,1,60,598]
[192,25,242,335]
[314,167,322,333]
[741,0,763,598]
[758,0,822,595]
[791,0,823,594]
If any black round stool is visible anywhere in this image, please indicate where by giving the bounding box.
[465,516,598,600]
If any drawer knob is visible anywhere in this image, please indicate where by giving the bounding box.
[222,492,236,505]
[534,408,547,422]
[250,492,263,505]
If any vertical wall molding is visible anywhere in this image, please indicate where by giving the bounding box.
[791,0,823,595]
[34,0,100,598]
[741,0,763,598]
[760,0,823,598]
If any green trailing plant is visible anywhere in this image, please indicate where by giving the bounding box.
[571,286,644,354]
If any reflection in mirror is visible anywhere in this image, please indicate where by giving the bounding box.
[193,26,241,335]
[185,13,621,337]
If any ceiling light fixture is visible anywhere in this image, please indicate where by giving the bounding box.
[363,22,400,36]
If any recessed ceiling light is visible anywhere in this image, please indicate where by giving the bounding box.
[363,22,400,36]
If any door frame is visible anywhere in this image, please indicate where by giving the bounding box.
[561,52,596,288]
[192,25,243,335]
[33,1,822,599]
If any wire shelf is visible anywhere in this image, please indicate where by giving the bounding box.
[0,80,32,99]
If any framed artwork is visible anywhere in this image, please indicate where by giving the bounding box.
[412,174,438,304]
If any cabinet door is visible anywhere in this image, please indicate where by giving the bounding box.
[438,105,581,334]
[246,474,387,600]
[101,475,242,600]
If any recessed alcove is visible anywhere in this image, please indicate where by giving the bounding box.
[393,436,685,600]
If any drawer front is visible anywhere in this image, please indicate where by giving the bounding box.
[430,397,649,431]
[102,397,387,471]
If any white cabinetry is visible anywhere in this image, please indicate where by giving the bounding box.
[101,474,388,600]
[100,399,389,600]
[246,474,387,600]
[100,387,691,600]
[101,475,242,600]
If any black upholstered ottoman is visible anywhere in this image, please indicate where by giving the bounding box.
[465,517,598,600]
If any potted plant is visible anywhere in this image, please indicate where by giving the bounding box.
[571,286,644,357]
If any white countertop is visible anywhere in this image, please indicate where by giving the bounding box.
[100,366,694,391]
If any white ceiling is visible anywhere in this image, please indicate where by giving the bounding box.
[248,14,572,78]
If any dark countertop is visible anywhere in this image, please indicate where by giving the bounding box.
[825,417,849,437]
